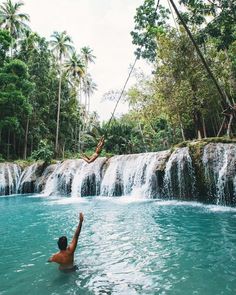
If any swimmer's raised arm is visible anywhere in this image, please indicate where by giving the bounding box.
[68,213,84,253]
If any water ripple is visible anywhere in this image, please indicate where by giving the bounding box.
[0,196,236,295]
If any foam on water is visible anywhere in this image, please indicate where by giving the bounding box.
[155,200,203,207]
[95,195,154,204]
[49,196,88,205]
[206,204,236,213]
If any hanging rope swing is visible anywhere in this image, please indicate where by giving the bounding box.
[81,55,138,164]
[80,55,140,163]
[82,0,229,164]
[81,0,161,164]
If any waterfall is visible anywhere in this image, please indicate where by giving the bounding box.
[71,157,107,197]
[163,147,196,199]
[1,142,236,206]
[100,151,170,198]
[17,163,45,194]
[43,158,107,197]
[35,164,57,193]
[0,163,21,196]
[43,160,80,196]
[202,143,236,205]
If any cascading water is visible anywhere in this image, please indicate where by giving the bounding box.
[1,143,236,206]
[43,160,80,196]
[43,158,107,197]
[0,163,21,195]
[17,163,44,194]
[163,147,196,199]
[202,143,236,205]
[100,151,170,198]
[35,164,57,193]
[71,157,107,197]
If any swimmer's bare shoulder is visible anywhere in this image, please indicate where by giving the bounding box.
[47,213,84,270]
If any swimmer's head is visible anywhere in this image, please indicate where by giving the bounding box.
[57,236,68,250]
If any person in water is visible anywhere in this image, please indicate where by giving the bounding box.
[81,135,105,163]
[48,212,84,271]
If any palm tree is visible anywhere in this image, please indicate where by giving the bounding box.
[65,51,85,153]
[82,73,97,115]
[65,51,85,91]
[80,74,97,142]
[80,46,96,115]
[50,31,73,155]
[0,0,30,55]
[20,31,41,159]
[81,46,96,67]
[18,30,40,61]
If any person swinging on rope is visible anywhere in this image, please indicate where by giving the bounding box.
[81,135,105,163]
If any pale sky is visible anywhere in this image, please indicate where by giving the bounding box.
[23,0,153,121]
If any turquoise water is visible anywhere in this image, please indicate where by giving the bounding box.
[0,195,236,295]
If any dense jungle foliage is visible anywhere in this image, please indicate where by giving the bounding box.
[0,0,235,162]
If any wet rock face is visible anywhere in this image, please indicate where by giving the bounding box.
[81,173,97,197]
[17,163,47,194]
[202,143,236,206]
[153,151,171,198]
[163,147,196,200]
[36,164,57,193]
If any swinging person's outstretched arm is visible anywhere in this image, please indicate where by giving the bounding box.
[81,153,90,160]
[82,154,99,163]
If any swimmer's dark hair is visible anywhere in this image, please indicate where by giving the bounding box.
[57,236,68,250]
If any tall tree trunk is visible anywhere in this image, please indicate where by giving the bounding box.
[88,94,91,117]
[227,115,233,138]
[193,110,203,139]
[84,93,88,130]
[217,117,226,137]
[13,132,16,153]
[202,117,207,138]
[23,117,29,160]
[55,59,62,156]
[74,123,78,154]
[210,117,216,136]
[197,130,202,140]
[138,122,148,152]
[30,137,33,155]
[178,113,185,141]
[169,0,228,109]
[10,35,14,58]
[7,130,10,160]
[62,141,65,159]
[78,125,82,153]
